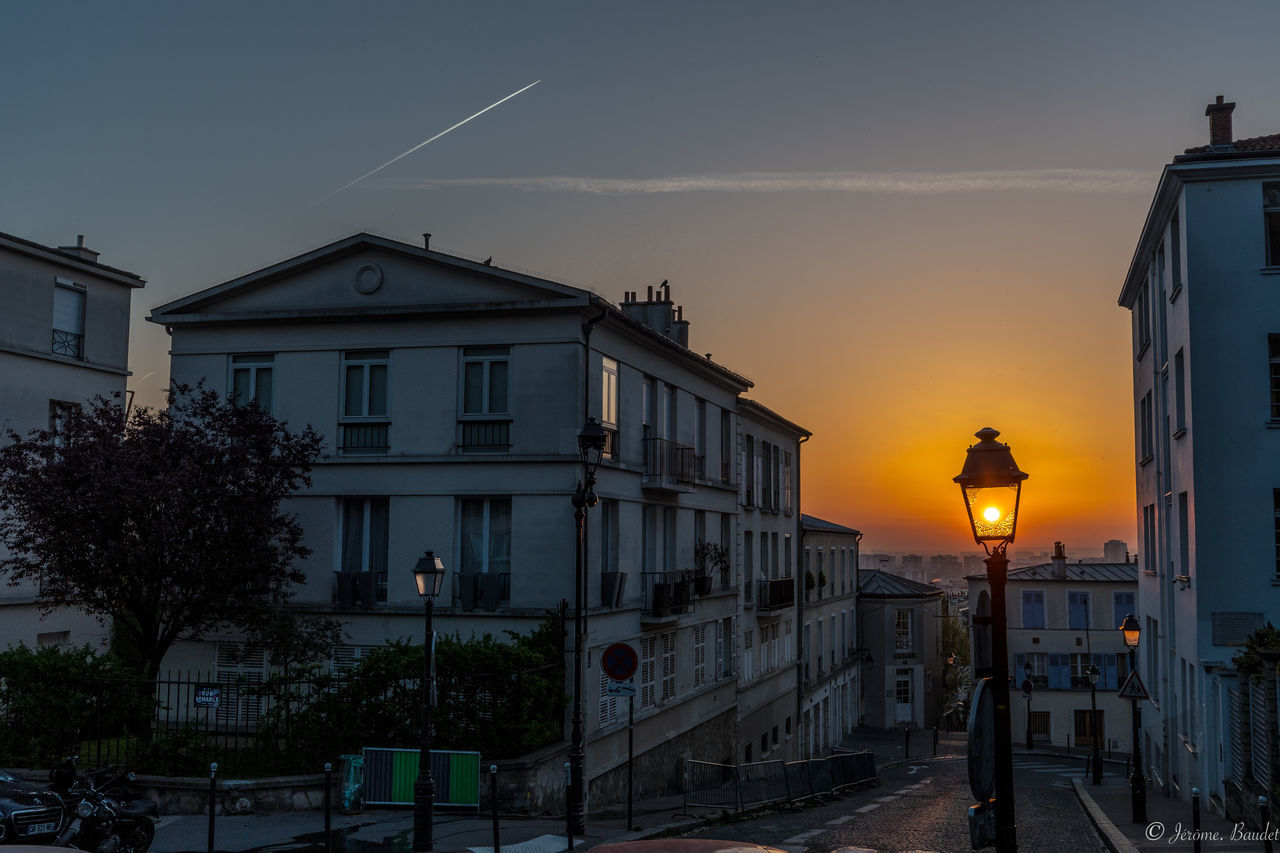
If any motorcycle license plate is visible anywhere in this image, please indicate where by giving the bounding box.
[26,822,58,835]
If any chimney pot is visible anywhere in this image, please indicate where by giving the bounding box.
[423,232,431,249]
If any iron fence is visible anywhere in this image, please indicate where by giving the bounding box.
[684,749,876,814]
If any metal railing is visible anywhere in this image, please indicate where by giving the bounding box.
[459,419,511,451]
[641,571,694,617]
[684,750,876,813]
[340,422,389,454]
[643,437,697,484]
[453,571,511,610]
[756,577,795,611]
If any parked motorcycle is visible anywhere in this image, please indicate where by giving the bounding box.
[51,760,156,853]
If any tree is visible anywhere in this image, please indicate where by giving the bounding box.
[0,385,325,678]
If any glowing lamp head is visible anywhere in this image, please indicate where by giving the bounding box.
[954,427,1028,546]
[1119,613,1141,649]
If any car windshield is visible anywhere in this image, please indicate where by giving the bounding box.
[0,769,17,782]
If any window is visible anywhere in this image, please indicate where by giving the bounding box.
[743,628,754,680]
[461,346,510,451]
[600,500,618,575]
[895,668,913,705]
[1269,336,1280,422]
[694,624,707,687]
[1069,653,1093,689]
[894,609,912,652]
[744,436,755,507]
[715,616,735,680]
[1114,591,1136,626]
[661,630,677,701]
[720,410,733,484]
[341,350,389,454]
[1170,212,1183,293]
[1274,489,1280,580]
[1264,182,1280,266]
[783,451,793,514]
[640,635,656,709]
[1143,504,1157,573]
[1173,349,1186,436]
[601,357,619,457]
[1139,391,1154,462]
[1178,491,1190,579]
[599,661,618,729]
[337,498,388,604]
[52,280,86,358]
[459,497,512,576]
[231,353,274,411]
[1068,591,1090,630]
[663,507,677,573]
[49,400,78,445]
[1016,652,1049,689]
[1136,282,1151,356]
[1021,590,1046,629]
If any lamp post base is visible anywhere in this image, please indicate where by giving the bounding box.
[413,776,435,851]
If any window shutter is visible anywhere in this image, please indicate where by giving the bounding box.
[53,285,85,334]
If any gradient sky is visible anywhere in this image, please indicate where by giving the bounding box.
[6,1,1280,555]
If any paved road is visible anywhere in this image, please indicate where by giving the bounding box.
[676,755,1109,852]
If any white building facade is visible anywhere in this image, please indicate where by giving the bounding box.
[1118,97,1280,810]
[149,232,808,802]
[0,232,144,652]
[799,514,862,756]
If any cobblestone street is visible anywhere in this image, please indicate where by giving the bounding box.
[677,754,1108,853]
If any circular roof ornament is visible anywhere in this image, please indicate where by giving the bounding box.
[354,264,383,294]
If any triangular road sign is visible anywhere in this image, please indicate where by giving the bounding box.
[1118,671,1150,701]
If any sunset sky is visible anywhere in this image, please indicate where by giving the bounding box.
[6,1,1280,554]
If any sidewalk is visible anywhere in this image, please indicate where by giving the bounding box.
[1074,772,1243,853]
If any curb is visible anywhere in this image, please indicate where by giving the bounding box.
[1072,778,1138,853]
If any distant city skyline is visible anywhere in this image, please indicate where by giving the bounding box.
[6,2,1280,551]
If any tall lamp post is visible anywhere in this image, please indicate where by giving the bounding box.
[1088,663,1102,785]
[1120,613,1147,823]
[955,426,1028,853]
[412,552,446,852]
[569,417,606,836]
[1023,662,1034,751]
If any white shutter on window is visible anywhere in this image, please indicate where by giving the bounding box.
[53,285,85,334]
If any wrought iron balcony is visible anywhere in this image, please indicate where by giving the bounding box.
[641,571,694,618]
[453,571,510,611]
[756,577,795,612]
[340,422,389,455]
[459,418,511,452]
[51,329,83,359]
[642,437,697,491]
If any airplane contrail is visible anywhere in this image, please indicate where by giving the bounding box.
[317,80,541,205]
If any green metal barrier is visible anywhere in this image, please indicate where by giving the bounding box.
[362,747,481,807]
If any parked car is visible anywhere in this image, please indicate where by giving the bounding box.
[0,769,67,845]
[592,843,788,853]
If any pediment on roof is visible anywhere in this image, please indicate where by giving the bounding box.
[151,234,586,322]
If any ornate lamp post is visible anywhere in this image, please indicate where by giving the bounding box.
[1088,663,1102,785]
[569,416,606,836]
[412,552,446,852]
[1023,662,1034,751]
[1120,613,1146,823]
[955,427,1028,853]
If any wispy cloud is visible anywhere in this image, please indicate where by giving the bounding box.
[383,168,1150,195]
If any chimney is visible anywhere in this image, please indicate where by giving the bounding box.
[57,235,100,263]
[1206,95,1236,150]
[1051,541,1067,579]
[422,232,431,249]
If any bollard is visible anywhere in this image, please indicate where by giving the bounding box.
[490,765,500,853]
[933,725,939,757]
[565,761,574,852]
[904,727,910,758]
[1191,787,1201,853]
[1262,796,1274,853]
[324,763,333,853]
[208,762,218,853]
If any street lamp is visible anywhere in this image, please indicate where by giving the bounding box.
[955,427,1028,853]
[412,551,446,852]
[1023,662,1034,751]
[1120,613,1146,823]
[1088,663,1101,785]
[569,416,606,836]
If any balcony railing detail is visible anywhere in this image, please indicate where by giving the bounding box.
[643,437,697,487]
[756,577,795,612]
[459,419,511,452]
[340,422,389,454]
[452,571,511,611]
[52,329,83,359]
[641,571,694,618]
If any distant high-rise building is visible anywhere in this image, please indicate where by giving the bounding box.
[1103,539,1128,563]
